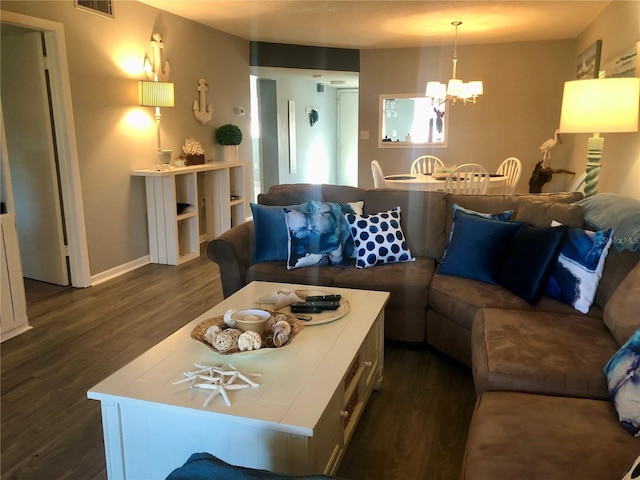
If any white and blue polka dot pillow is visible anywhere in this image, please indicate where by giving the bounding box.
[345,207,414,269]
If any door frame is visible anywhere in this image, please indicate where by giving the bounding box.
[2,11,91,287]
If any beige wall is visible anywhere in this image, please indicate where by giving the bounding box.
[358,41,575,193]
[573,1,640,200]
[1,1,252,275]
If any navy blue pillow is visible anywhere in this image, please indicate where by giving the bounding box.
[437,212,523,284]
[250,202,308,262]
[498,225,569,304]
[167,452,338,479]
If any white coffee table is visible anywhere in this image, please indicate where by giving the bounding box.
[88,281,389,479]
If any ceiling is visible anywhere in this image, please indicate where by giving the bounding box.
[136,1,611,87]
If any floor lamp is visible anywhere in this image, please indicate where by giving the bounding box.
[139,80,175,163]
[559,78,639,197]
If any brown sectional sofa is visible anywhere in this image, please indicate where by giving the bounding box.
[208,184,640,478]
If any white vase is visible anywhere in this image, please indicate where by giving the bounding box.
[223,145,238,162]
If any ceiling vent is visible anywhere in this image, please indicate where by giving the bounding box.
[75,0,114,18]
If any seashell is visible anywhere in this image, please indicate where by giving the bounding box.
[273,320,292,336]
[238,331,262,351]
[214,328,241,352]
[272,320,292,347]
[223,309,237,328]
[274,313,288,324]
[257,289,304,309]
[204,325,222,345]
[265,315,277,330]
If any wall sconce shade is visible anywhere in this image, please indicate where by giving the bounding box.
[138,80,175,108]
[559,78,639,134]
[558,77,640,197]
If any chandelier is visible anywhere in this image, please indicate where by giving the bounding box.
[426,21,483,105]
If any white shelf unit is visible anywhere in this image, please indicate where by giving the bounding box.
[132,162,247,265]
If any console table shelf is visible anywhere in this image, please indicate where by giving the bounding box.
[132,162,247,265]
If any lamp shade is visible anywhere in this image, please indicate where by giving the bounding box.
[559,78,639,133]
[138,80,175,107]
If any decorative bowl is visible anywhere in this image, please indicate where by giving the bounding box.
[231,309,271,335]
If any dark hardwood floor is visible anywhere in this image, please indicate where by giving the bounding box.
[1,248,476,480]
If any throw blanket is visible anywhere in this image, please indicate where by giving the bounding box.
[576,194,640,252]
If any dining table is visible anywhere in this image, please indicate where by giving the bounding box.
[383,172,508,193]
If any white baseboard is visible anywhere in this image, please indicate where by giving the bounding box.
[91,255,150,286]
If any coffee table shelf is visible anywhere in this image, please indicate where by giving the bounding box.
[88,282,389,478]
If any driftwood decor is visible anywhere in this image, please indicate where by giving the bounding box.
[528,160,575,193]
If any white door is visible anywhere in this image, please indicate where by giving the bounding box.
[1,28,69,285]
[337,89,359,186]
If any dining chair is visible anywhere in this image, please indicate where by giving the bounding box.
[496,157,522,194]
[411,155,444,175]
[443,163,489,194]
[371,160,386,188]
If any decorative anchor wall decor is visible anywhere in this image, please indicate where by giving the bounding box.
[144,33,171,81]
[193,78,213,125]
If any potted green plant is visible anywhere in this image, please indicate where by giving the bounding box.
[215,124,243,162]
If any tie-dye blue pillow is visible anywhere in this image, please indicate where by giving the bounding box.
[604,327,640,437]
[283,203,344,270]
[544,226,613,313]
[308,200,363,259]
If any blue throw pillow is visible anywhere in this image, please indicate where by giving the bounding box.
[345,207,414,269]
[166,452,338,479]
[545,226,613,314]
[283,203,344,269]
[438,212,523,284]
[250,202,308,263]
[498,225,569,304]
[452,203,514,222]
[604,327,640,437]
[308,200,363,259]
[445,204,515,255]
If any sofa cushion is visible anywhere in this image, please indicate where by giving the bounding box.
[333,256,435,309]
[284,204,344,269]
[461,392,640,480]
[604,327,640,436]
[428,274,602,334]
[513,199,584,227]
[444,192,583,243]
[497,225,568,304]
[363,190,446,259]
[245,261,343,288]
[437,213,523,284]
[604,260,640,347]
[345,207,414,268]
[545,226,614,314]
[472,307,616,399]
[258,183,366,206]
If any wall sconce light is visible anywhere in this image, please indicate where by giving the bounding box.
[139,80,175,162]
[559,78,639,196]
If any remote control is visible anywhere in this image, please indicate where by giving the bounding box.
[290,304,323,313]
[305,294,341,302]
[291,301,340,311]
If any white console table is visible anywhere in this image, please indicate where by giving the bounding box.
[132,162,247,265]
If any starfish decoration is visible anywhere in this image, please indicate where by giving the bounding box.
[173,362,261,407]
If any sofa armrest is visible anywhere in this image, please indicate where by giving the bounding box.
[207,221,255,298]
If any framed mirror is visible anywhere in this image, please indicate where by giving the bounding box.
[378,94,448,148]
